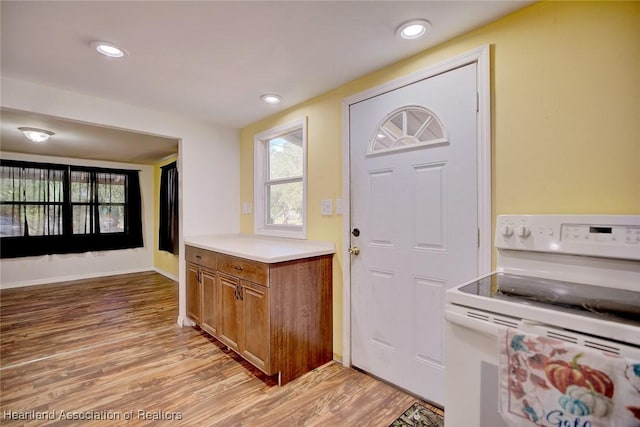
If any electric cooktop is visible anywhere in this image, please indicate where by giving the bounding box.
[458,272,640,326]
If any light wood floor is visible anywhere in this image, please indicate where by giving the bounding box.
[1,272,441,426]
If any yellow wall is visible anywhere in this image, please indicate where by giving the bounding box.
[153,155,179,278]
[240,1,640,359]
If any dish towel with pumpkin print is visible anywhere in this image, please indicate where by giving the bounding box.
[498,326,640,427]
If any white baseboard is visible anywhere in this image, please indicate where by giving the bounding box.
[177,316,195,327]
[152,267,178,282]
[0,267,154,289]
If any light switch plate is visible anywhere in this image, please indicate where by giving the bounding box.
[335,198,344,215]
[242,202,253,214]
[321,199,333,216]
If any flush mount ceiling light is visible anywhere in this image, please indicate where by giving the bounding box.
[18,127,55,144]
[261,94,282,104]
[396,19,432,40]
[91,41,127,58]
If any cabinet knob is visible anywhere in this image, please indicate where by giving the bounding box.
[234,265,243,272]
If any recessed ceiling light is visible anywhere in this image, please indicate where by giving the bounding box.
[396,19,432,40]
[91,41,127,58]
[18,127,54,144]
[261,94,282,104]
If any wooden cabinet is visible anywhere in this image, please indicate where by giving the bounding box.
[241,280,269,372]
[185,247,218,336]
[185,244,333,385]
[186,262,201,324]
[218,273,271,372]
[199,268,218,336]
[218,273,241,352]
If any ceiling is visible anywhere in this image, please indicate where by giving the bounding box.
[0,1,531,164]
[1,108,178,165]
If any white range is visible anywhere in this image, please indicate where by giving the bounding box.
[444,215,640,427]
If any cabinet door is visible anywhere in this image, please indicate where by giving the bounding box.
[186,262,201,324]
[241,281,270,373]
[200,268,218,336]
[218,274,241,352]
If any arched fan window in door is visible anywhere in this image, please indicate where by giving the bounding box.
[369,105,448,155]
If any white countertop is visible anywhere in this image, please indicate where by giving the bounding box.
[184,234,336,263]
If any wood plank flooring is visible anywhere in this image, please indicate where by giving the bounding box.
[0,272,442,426]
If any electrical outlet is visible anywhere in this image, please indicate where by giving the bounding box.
[242,202,253,214]
[321,199,333,216]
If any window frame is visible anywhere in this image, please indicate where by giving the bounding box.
[253,117,307,239]
[69,168,129,235]
[0,162,67,238]
[0,159,143,259]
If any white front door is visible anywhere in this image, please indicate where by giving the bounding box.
[349,63,479,405]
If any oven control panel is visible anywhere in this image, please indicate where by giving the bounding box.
[496,215,640,260]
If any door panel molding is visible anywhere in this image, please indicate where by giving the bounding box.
[412,162,447,251]
[341,44,491,368]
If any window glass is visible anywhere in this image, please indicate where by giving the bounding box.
[254,118,306,239]
[268,130,303,180]
[70,171,127,235]
[99,205,125,233]
[370,106,448,155]
[71,170,90,203]
[96,173,126,234]
[0,165,64,237]
[97,173,126,203]
[267,181,303,226]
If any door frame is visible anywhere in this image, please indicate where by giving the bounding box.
[340,45,492,367]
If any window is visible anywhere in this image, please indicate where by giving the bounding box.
[254,118,307,239]
[369,105,448,155]
[0,160,144,258]
[0,163,65,237]
[70,170,127,234]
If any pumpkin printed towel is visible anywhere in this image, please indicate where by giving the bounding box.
[498,326,640,427]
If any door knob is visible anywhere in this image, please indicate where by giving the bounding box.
[348,246,360,256]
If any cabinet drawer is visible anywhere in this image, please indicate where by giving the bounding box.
[185,246,217,269]
[217,253,269,286]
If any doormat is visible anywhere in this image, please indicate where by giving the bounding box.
[389,402,444,427]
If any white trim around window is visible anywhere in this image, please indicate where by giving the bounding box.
[254,117,307,239]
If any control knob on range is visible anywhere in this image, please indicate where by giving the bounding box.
[500,225,513,237]
[516,225,531,238]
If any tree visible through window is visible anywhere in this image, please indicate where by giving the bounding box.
[254,118,307,239]
[267,130,303,226]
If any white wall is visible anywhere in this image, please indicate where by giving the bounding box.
[0,77,240,325]
[0,152,155,288]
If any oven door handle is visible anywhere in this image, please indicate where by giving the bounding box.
[445,309,501,338]
[521,319,547,330]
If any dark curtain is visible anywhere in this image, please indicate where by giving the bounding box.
[0,160,144,258]
[158,161,179,254]
[124,170,144,249]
